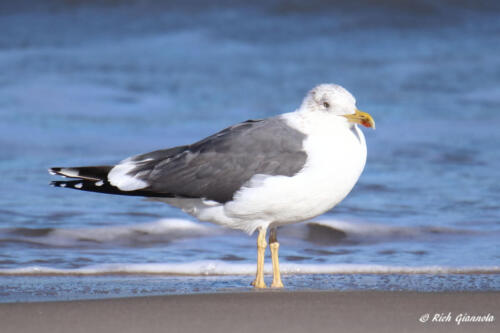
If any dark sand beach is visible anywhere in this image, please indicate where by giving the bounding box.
[1,291,497,333]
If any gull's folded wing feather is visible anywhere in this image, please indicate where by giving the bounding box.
[107,117,307,203]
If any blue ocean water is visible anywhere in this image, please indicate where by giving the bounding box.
[1,0,500,302]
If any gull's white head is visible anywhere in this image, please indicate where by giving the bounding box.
[300,84,375,129]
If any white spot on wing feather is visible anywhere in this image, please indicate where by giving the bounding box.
[59,168,80,178]
[108,158,152,191]
[74,183,83,189]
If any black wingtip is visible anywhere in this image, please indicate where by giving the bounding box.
[48,167,61,175]
[49,179,179,198]
[50,180,69,188]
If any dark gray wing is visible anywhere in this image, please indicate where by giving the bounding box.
[115,117,307,203]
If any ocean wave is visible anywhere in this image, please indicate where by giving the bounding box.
[0,261,498,276]
[0,219,218,247]
[0,217,488,248]
[304,219,484,245]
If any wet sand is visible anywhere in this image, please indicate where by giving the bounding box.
[0,291,498,333]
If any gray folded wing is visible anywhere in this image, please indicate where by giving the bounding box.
[111,117,307,203]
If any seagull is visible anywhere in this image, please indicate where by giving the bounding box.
[49,84,375,288]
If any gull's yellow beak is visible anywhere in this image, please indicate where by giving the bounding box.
[343,109,376,129]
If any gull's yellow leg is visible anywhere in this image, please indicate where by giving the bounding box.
[251,227,267,289]
[269,228,284,288]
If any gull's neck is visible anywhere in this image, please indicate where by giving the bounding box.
[281,108,352,136]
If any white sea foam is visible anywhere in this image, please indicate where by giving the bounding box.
[313,219,408,235]
[0,262,498,276]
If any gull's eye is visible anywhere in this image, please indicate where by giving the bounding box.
[323,102,330,108]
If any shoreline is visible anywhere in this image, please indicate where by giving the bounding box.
[1,291,498,333]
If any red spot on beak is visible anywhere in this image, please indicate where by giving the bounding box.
[361,120,372,128]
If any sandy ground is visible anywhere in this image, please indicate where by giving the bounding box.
[0,291,498,333]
